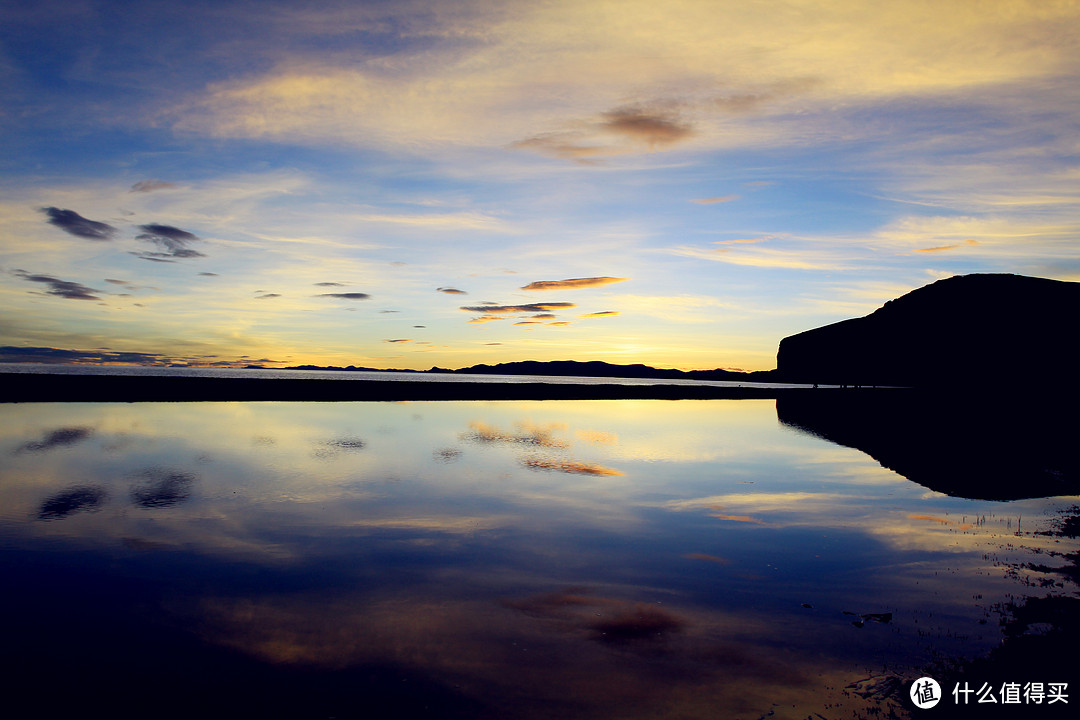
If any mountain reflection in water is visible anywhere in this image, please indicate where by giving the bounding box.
[1,399,1076,719]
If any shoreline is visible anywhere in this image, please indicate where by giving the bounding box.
[2,371,865,402]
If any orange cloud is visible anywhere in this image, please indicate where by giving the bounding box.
[708,513,767,525]
[579,311,620,318]
[914,239,979,253]
[467,315,503,324]
[383,339,411,343]
[520,277,627,291]
[548,321,571,326]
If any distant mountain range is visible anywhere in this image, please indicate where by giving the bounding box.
[284,359,778,382]
[284,273,1079,387]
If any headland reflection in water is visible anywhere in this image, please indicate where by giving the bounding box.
[1,398,1076,719]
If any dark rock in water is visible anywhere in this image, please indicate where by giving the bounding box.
[775,274,1080,387]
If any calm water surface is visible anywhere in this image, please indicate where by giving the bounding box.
[1,399,1075,719]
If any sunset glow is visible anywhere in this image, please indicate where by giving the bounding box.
[2,0,1078,370]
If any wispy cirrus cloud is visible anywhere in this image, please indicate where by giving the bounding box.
[713,236,774,245]
[521,277,627,291]
[669,244,851,271]
[39,207,116,240]
[356,211,510,231]
[579,311,620,318]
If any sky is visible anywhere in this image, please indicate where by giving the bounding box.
[1,0,1078,371]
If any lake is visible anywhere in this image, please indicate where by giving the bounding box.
[1,397,1076,719]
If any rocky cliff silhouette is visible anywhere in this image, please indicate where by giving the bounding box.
[776,274,1080,386]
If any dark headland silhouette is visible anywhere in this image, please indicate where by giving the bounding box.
[776,273,1080,387]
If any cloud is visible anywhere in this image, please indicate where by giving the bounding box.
[357,211,510,231]
[692,195,740,204]
[168,0,1080,173]
[510,135,609,163]
[709,513,767,525]
[460,302,576,313]
[579,311,619,318]
[0,346,169,364]
[198,272,219,277]
[598,107,693,148]
[713,236,774,245]
[521,277,627,291]
[130,179,177,193]
[255,293,282,299]
[317,292,370,300]
[914,239,980,253]
[314,281,344,286]
[468,315,502,323]
[513,321,541,326]
[13,270,102,300]
[384,338,411,343]
[513,103,696,161]
[669,245,850,270]
[134,223,205,261]
[104,278,159,292]
[548,321,571,326]
[437,287,467,294]
[39,207,116,240]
